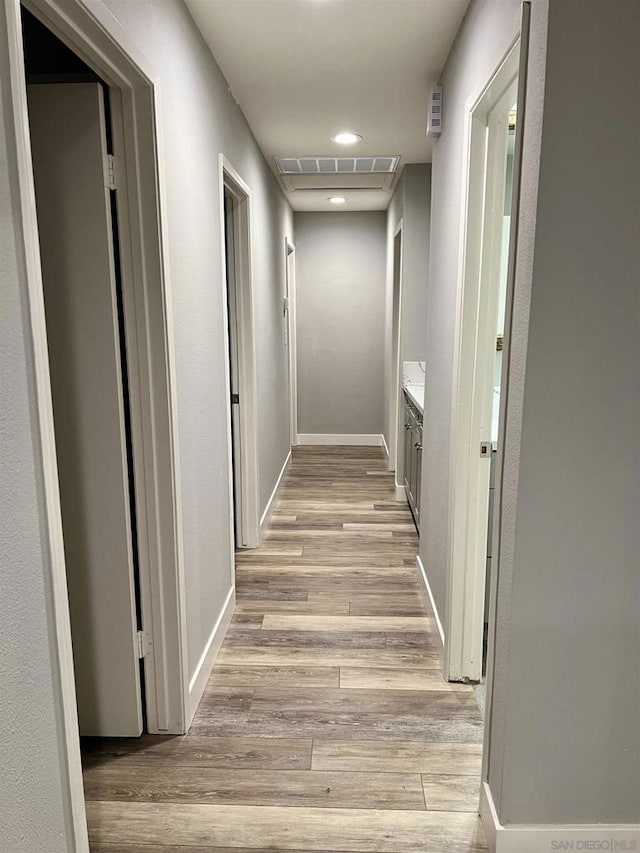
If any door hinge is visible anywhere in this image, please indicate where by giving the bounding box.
[136,630,151,660]
[231,393,240,405]
[480,441,492,457]
[283,296,289,316]
[106,154,119,190]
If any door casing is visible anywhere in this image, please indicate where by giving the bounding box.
[219,154,260,550]
[389,218,404,491]
[4,0,190,847]
[285,237,298,447]
[446,39,521,682]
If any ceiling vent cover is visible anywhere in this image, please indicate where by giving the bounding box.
[275,156,400,192]
[275,156,399,175]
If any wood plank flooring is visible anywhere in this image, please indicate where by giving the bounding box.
[82,446,486,851]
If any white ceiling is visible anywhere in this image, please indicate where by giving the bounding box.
[185,0,469,211]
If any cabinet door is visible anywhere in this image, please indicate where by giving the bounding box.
[411,421,418,510]
[415,440,423,522]
[403,404,413,493]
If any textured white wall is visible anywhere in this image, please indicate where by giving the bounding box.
[295,212,387,435]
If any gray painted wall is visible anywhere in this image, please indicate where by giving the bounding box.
[487,0,640,825]
[400,164,431,362]
[96,0,293,675]
[0,15,73,845]
[418,0,523,626]
[295,212,387,435]
[385,163,431,466]
[1,1,292,847]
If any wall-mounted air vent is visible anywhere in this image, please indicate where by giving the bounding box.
[275,156,400,192]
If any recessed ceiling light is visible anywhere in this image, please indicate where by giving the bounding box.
[328,196,346,205]
[331,132,363,145]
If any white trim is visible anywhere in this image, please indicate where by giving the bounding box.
[188,586,235,721]
[416,556,445,650]
[388,219,404,474]
[395,483,408,502]
[381,431,390,461]
[3,3,89,846]
[446,38,520,683]
[4,1,190,846]
[297,434,384,447]
[285,238,298,448]
[480,783,640,853]
[219,154,261,550]
[21,0,189,738]
[260,450,292,531]
[480,781,499,852]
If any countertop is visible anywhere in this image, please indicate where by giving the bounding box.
[404,383,424,414]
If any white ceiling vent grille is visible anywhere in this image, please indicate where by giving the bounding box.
[275,156,400,175]
[275,156,400,192]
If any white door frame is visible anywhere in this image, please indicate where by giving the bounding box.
[389,218,404,489]
[285,237,298,447]
[446,41,520,682]
[219,154,260,550]
[4,0,189,845]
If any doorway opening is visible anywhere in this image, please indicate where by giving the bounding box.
[389,220,404,493]
[447,40,522,688]
[11,0,187,790]
[22,7,146,738]
[220,157,260,549]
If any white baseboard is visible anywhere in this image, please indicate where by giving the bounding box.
[188,586,235,722]
[381,432,390,461]
[260,449,291,530]
[416,555,445,650]
[395,483,408,502]
[480,782,640,853]
[297,433,383,447]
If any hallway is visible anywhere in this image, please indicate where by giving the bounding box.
[82,446,486,851]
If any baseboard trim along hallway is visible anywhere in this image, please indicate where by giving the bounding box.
[187,585,236,722]
[297,433,385,446]
[260,449,292,531]
[480,782,640,853]
[81,446,487,851]
[417,554,446,650]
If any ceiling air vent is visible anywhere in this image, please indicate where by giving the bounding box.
[275,156,400,192]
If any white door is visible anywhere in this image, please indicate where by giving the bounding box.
[28,83,143,736]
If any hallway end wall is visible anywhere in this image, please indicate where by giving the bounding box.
[295,211,387,439]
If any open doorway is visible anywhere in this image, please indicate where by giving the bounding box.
[220,157,260,549]
[10,0,188,754]
[23,8,144,738]
[447,41,522,686]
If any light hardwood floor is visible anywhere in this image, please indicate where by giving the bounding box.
[82,446,487,852]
